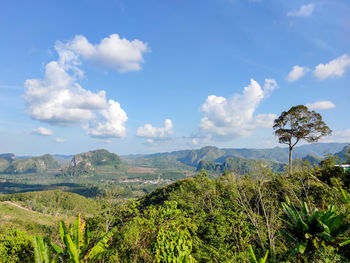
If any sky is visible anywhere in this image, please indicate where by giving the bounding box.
[0,0,349,156]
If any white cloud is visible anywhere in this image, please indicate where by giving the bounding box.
[32,127,53,136]
[55,137,67,143]
[199,79,277,140]
[86,100,128,138]
[314,54,350,80]
[96,139,113,144]
[321,129,350,143]
[287,4,314,17]
[23,34,131,139]
[306,101,335,110]
[58,34,149,72]
[192,138,199,145]
[24,61,106,126]
[286,65,308,82]
[137,119,173,140]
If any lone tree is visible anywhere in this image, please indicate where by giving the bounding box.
[273,105,331,174]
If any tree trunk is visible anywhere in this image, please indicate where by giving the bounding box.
[289,146,293,174]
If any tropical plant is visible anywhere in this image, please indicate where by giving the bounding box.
[34,214,117,263]
[247,245,269,263]
[281,197,350,257]
[335,179,350,205]
[57,214,117,262]
[154,222,196,263]
[33,236,53,263]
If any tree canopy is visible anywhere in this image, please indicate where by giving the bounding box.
[273,105,331,173]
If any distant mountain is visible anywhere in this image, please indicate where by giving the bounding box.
[302,154,323,165]
[122,143,349,168]
[0,153,15,162]
[121,150,192,170]
[61,149,122,176]
[197,157,284,175]
[0,154,15,173]
[180,146,225,166]
[3,154,60,174]
[293,143,349,159]
[53,154,74,161]
[334,145,350,162]
[1,142,348,175]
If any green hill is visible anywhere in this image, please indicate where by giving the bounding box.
[62,149,123,176]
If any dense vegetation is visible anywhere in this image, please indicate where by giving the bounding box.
[1,143,350,262]
[0,150,350,262]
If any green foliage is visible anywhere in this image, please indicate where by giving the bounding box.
[2,159,350,262]
[281,196,350,258]
[54,214,117,262]
[0,229,34,262]
[248,245,269,263]
[315,155,350,188]
[33,236,52,263]
[153,202,196,263]
[273,105,331,174]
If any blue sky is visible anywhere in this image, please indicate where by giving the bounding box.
[0,0,349,156]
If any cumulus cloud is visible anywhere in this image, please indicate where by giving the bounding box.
[32,127,53,136]
[23,34,134,139]
[86,100,128,138]
[55,137,67,143]
[286,65,308,82]
[314,54,350,80]
[287,4,314,17]
[306,101,335,110]
[24,61,106,126]
[57,34,149,72]
[199,79,277,140]
[137,119,173,140]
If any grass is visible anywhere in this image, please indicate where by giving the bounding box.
[0,201,67,237]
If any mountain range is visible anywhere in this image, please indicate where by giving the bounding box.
[1,142,349,175]
[122,142,349,168]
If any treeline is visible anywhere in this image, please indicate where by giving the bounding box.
[1,155,350,262]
